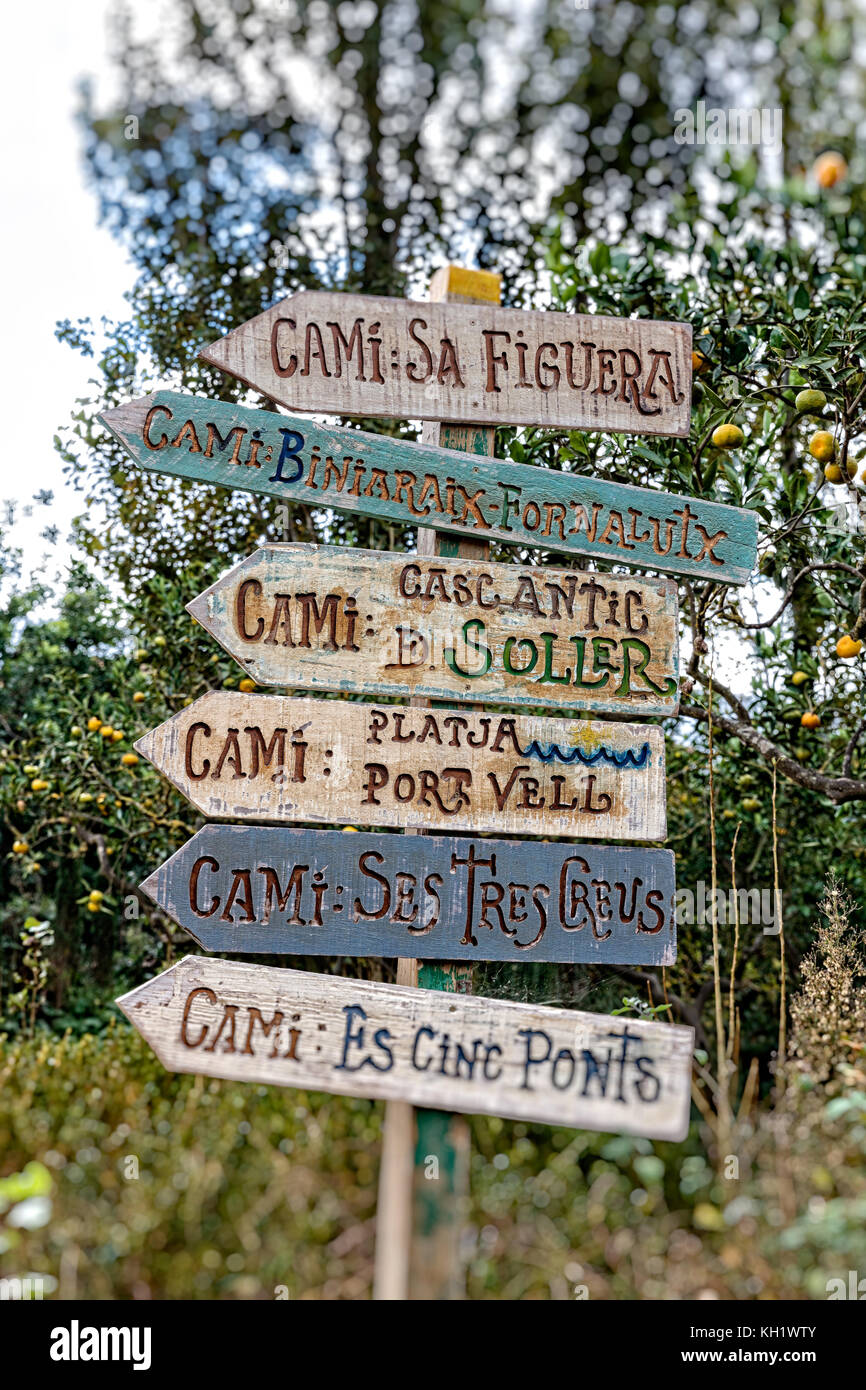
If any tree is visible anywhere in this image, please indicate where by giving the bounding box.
[5,0,864,1061]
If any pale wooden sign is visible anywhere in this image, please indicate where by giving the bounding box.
[117,957,694,1139]
[199,291,693,437]
[142,825,678,965]
[98,392,759,585]
[188,544,680,717]
[134,691,667,841]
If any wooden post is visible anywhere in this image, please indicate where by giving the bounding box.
[374,264,501,1302]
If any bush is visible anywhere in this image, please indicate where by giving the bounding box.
[2,877,865,1301]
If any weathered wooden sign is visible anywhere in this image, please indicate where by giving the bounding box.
[198,291,693,437]
[134,691,667,840]
[99,392,758,585]
[187,544,680,717]
[117,957,694,1138]
[141,825,677,965]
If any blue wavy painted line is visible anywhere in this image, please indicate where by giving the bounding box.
[519,740,651,769]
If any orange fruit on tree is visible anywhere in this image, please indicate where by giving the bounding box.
[801,711,821,729]
[712,423,745,449]
[823,459,857,483]
[812,151,848,189]
[794,388,827,414]
[132,692,146,704]
[692,349,710,374]
[121,753,140,767]
[809,430,836,462]
[836,634,863,658]
[12,840,29,854]
[239,677,256,692]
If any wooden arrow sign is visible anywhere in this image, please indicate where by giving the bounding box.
[134,691,667,840]
[99,393,758,585]
[188,544,680,717]
[198,290,693,437]
[117,957,694,1139]
[141,825,678,965]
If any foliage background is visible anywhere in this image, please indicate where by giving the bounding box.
[1,0,865,1298]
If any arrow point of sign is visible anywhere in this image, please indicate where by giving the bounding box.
[200,296,303,381]
[133,731,155,762]
[198,339,228,371]
[139,864,208,950]
[134,697,216,805]
[115,958,185,1032]
[98,394,155,441]
[185,593,209,628]
[139,866,161,904]
[135,696,203,767]
[199,324,252,374]
[133,718,176,781]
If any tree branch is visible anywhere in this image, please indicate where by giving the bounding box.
[689,665,751,724]
[737,562,863,631]
[843,718,866,779]
[680,703,866,804]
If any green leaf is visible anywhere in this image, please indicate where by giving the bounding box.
[589,243,611,275]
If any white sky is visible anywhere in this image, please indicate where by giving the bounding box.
[3,0,131,587]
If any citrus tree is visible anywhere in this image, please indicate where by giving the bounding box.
[2,0,864,1074]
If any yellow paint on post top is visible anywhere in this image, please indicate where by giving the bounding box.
[434,265,502,303]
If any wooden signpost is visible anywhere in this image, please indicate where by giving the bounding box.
[99,390,758,585]
[197,290,693,437]
[140,825,678,965]
[117,956,694,1140]
[386,265,502,1300]
[112,265,716,1302]
[187,543,680,716]
[133,690,668,841]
